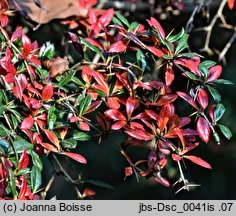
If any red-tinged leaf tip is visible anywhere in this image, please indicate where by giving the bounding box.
[21,34,32,55]
[44,129,60,149]
[124,167,133,179]
[125,129,154,141]
[147,17,165,38]
[92,72,109,95]
[61,152,87,164]
[176,91,199,110]
[18,176,27,200]
[39,142,58,153]
[197,117,210,143]
[42,83,53,101]
[197,89,208,109]
[155,176,170,187]
[172,153,182,162]
[104,109,126,121]
[82,188,96,198]
[79,121,90,131]
[207,65,222,82]
[165,66,175,86]
[228,0,235,10]
[184,155,212,169]
[20,116,34,130]
[126,96,136,119]
[109,41,127,53]
[70,116,80,123]
[18,148,29,170]
[111,120,126,130]
[209,105,216,123]
[11,26,22,42]
[147,46,163,57]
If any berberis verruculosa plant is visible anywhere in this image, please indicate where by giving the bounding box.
[0,0,233,199]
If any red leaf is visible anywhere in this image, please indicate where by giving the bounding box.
[11,26,22,42]
[165,65,175,86]
[107,97,120,109]
[183,142,199,154]
[42,83,53,101]
[147,46,163,57]
[20,116,34,130]
[155,176,170,187]
[172,154,182,161]
[99,8,114,26]
[61,152,87,164]
[207,65,222,82]
[44,129,60,150]
[197,89,208,109]
[109,41,127,53]
[82,188,96,198]
[124,167,133,179]
[0,14,8,27]
[79,121,90,131]
[104,109,126,121]
[92,72,109,95]
[85,100,102,114]
[12,78,23,101]
[111,120,126,130]
[177,91,199,110]
[126,96,136,119]
[147,17,165,38]
[228,0,235,9]
[79,0,97,9]
[145,110,159,120]
[184,155,212,169]
[209,105,216,123]
[125,129,154,141]
[174,57,201,76]
[39,142,58,153]
[155,94,178,106]
[70,116,80,123]
[18,148,29,170]
[197,117,210,143]
[18,176,27,200]
[21,34,32,55]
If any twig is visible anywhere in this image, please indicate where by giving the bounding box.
[41,173,56,199]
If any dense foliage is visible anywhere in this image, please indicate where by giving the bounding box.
[0,0,233,199]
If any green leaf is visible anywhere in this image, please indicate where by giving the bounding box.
[115,12,130,28]
[79,95,92,116]
[39,42,55,60]
[73,132,90,141]
[61,139,77,149]
[185,71,200,81]
[168,28,185,43]
[201,60,216,69]
[218,124,232,140]
[0,137,9,153]
[175,33,189,55]
[130,22,139,31]
[48,105,57,130]
[80,37,104,60]
[9,139,33,154]
[59,71,76,86]
[112,16,123,26]
[84,179,115,190]
[214,104,226,122]
[9,168,16,199]
[213,79,234,85]
[31,166,42,193]
[72,77,85,87]
[31,150,43,171]
[207,86,221,103]
[198,62,208,80]
[136,50,146,71]
[16,168,30,176]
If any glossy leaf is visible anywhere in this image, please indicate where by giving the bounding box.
[73,132,90,141]
[228,0,235,10]
[107,97,120,109]
[61,139,77,149]
[39,142,58,153]
[44,129,60,150]
[126,96,136,119]
[20,116,34,130]
[172,154,182,161]
[42,83,53,101]
[115,12,130,27]
[207,86,221,103]
[214,104,226,122]
[18,148,29,170]
[109,41,127,53]
[175,33,189,54]
[147,17,165,38]
[31,150,43,171]
[11,26,22,42]
[18,176,27,200]
[147,46,163,57]
[218,124,232,140]
[31,165,42,193]
[207,65,222,82]
[79,95,92,116]
[184,155,212,169]
[22,34,32,55]
[197,89,208,109]
[176,91,199,110]
[61,152,87,164]
[68,32,83,57]
[125,129,154,141]
[197,117,210,143]
[104,109,126,121]
[165,65,175,86]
